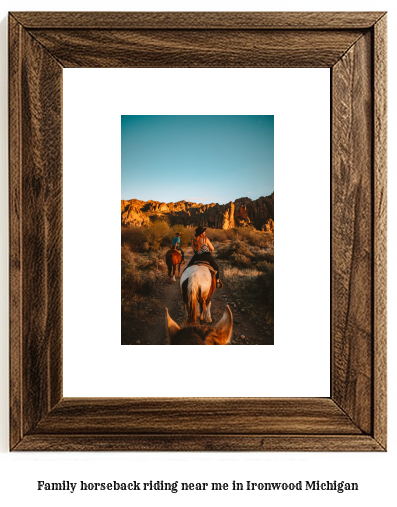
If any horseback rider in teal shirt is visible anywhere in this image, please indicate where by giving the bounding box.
[172,232,185,264]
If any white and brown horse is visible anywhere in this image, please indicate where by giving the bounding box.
[166,305,233,345]
[180,264,217,324]
[165,248,182,283]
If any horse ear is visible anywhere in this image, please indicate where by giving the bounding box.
[166,308,180,344]
[213,305,233,344]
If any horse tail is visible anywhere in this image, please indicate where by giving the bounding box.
[187,276,198,324]
[166,252,172,277]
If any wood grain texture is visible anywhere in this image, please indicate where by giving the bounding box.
[32,398,362,435]
[14,435,383,453]
[21,29,64,431]
[27,29,364,68]
[373,14,387,450]
[9,15,23,450]
[8,11,387,452]
[9,18,63,447]
[11,11,386,29]
[332,32,373,434]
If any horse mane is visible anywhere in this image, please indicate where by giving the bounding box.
[166,306,233,345]
[170,325,226,345]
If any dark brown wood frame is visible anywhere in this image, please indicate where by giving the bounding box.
[9,12,387,451]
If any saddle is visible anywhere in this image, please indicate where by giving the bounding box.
[193,260,217,276]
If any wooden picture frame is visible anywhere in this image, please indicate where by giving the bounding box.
[9,11,387,451]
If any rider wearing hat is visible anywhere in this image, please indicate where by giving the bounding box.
[186,226,223,288]
[171,232,185,264]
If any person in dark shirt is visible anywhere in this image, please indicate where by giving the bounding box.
[185,226,223,288]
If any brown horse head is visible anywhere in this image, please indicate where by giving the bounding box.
[166,306,233,345]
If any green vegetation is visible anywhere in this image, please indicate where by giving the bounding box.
[121,224,193,253]
[205,228,229,243]
[235,227,273,248]
[217,240,255,259]
[121,246,156,298]
[206,226,273,248]
[255,251,274,264]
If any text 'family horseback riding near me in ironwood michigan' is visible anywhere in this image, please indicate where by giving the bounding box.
[36,479,359,494]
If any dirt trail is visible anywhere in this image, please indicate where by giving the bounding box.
[129,249,273,346]
[148,252,193,345]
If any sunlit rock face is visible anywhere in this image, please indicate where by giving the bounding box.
[121,193,274,231]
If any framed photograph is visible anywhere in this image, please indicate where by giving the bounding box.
[120,113,275,346]
[121,113,274,345]
[9,11,387,451]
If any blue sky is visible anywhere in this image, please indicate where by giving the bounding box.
[121,115,274,205]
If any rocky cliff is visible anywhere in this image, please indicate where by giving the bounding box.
[121,193,274,232]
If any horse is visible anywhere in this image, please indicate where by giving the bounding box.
[165,248,182,283]
[166,305,233,345]
[180,263,217,324]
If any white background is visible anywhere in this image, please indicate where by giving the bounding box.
[0,1,395,507]
[63,68,330,397]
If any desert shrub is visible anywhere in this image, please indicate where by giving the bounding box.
[215,227,274,248]
[225,228,239,240]
[137,256,158,270]
[121,243,157,295]
[256,232,274,249]
[216,240,255,261]
[255,251,274,264]
[233,226,254,239]
[157,259,167,271]
[222,265,261,295]
[205,228,228,243]
[254,249,267,261]
[142,220,170,251]
[136,252,167,271]
[229,253,252,268]
[121,263,155,297]
[123,222,178,252]
[121,258,129,280]
[256,262,274,311]
[257,260,273,272]
[223,265,261,280]
[235,228,274,248]
[121,227,146,252]
[121,244,134,264]
[121,245,134,282]
[215,244,230,260]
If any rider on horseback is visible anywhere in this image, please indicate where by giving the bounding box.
[172,232,185,264]
[186,226,223,288]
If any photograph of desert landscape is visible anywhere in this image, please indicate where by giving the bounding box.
[121,115,274,345]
